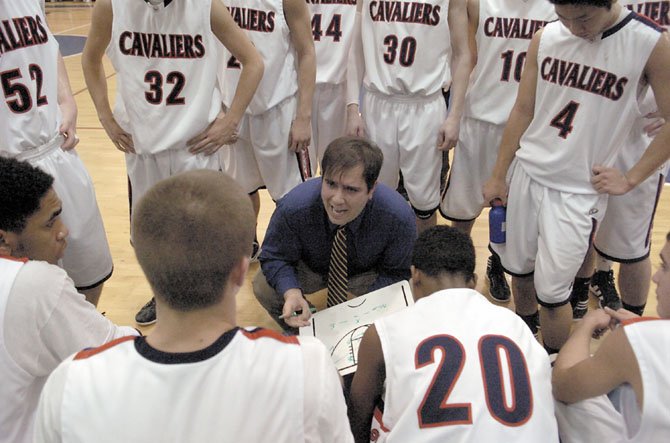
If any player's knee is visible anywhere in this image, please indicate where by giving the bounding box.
[412,205,438,220]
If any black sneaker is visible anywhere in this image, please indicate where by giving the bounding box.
[135,298,156,326]
[486,255,511,302]
[251,240,261,263]
[569,278,590,320]
[590,270,622,311]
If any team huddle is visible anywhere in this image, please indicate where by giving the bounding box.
[1,0,670,441]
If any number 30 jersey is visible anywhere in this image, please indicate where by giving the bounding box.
[0,0,61,156]
[361,0,452,96]
[516,11,662,194]
[107,0,222,155]
[463,0,556,125]
[375,289,557,443]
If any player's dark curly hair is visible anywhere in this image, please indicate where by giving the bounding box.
[547,0,613,9]
[412,226,476,282]
[0,157,54,232]
[321,136,383,191]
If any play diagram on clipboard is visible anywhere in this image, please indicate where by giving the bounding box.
[300,281,413,375]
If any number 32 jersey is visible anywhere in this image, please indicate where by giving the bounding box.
[107,0,222,155]
[361,0,452,96]
[375,289,557,443]
[0,0,61,155]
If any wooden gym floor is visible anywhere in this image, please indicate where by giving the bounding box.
[45,2,668,335]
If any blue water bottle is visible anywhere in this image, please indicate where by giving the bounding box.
[489,204,506,244]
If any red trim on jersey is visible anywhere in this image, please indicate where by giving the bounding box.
[241,328,299,345]
[373,406,390,432]
[74,336,137,360]
[621,316,664,327]
[0,256,28,263]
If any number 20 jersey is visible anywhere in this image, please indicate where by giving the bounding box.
[516,12,662,194]
[464,0,556,125]
[361,0,451,96]
[0,0,60,156]
[106,0,222,155]
[375,289,557,442]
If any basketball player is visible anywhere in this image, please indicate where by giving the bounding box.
[34,170,353,443]
[552,233,670,442]
[220,0,316,253]
[441,0,556,306]
[346,0,473,233]
[482,0,670,353]
[1,0,113,306]
[569,0,668,320]
[82,0,263,325]
[0,157,137,443]
[349,226,557,442]
[308,0,357,167]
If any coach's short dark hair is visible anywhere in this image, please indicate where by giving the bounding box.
[0,157,54,232]
[321,137,383,191]
[548,0,613,8]
[412,226,476,282]
[133,170,255,312]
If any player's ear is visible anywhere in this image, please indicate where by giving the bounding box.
[0,229,17,257]
[230,256,250,289]
[468,273,478,289]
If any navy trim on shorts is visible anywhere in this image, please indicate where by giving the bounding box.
[593,245,650,264]
[488,246,534,278]
[413,204,438,219]
[646,173,665,248]
[75,266,114,291]
[438,206,478,223]
[248,186,265,196]
[537,297,571,309]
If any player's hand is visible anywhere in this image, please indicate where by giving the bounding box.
[591,165,633,195]
[282,290,312,328]
[482,177,508,206]
[436,116,460,151]
[288,117,311,153]
[643,110,665,137]
[59,97,79,151]
[346,109,366,137]
[580,309,613,339]
[100,115,135,153]
[187,111,238,156]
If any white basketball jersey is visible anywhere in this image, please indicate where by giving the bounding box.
[106,0,222,155]
[516,11,662,193]
[375,289,558,442]
[309,0,357,85]
[361,0,452,96]
[0,258,35,443]
[0,0,61,156]
[222,0,297,115]
[464,0,556,125]
[620,318,670,441]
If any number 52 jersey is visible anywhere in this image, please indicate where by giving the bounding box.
[375,288,558,442]
[107,0,222,155]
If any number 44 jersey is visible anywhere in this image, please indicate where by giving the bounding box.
[107,0,222,155]
[374,288,558,443]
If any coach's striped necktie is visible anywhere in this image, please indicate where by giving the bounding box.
[327,226,348,307]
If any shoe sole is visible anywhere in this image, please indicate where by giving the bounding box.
[135,317,157,326]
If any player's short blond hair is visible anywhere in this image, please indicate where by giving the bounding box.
[133,170,254,311]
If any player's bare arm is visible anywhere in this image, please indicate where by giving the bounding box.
[282,288,312,328]
[56,52,79,151]
[482,29,541,206]
[285,0,316,153]
[345,0,365,137]
[591,33,670,195]
[348,325,385,443]
[82,0,135,153]
[186,0,264,155]
[437,0,473,151]
[552,310,642,407]
[466,0,479,64]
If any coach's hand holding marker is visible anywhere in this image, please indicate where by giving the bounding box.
[282,290,313,327]
[278,306,317,320]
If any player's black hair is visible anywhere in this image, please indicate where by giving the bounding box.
[412,226,476,282]
[547,0,613,8]
[0,157,54,232]
[321,137,383,191]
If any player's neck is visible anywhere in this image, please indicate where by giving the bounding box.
[146,297,237,353]
[416,275,475,301]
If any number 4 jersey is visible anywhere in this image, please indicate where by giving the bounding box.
[107,0,222,155]
[0,0,61,155]
[516,10,663,194]
[374,288,557,443]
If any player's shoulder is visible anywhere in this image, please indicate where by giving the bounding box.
[72,335,137,361]
[275,178,322,215]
